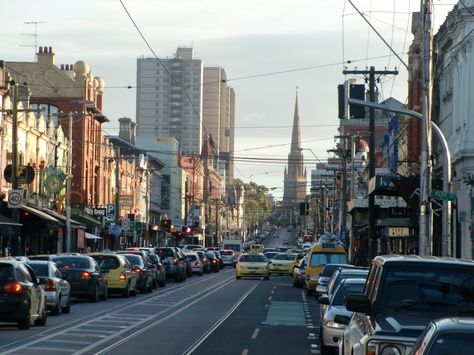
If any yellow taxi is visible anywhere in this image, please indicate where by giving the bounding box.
[89,253,138,297]
[249,244,264,254]
[235,253,269,280]
[268,253,299,275]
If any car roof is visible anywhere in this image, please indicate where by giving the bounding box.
[0,258,21,265]
[374,254,474,266]
[28,260,53,265]
[432,317,474,332]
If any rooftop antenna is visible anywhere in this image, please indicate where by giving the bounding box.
[20,21,47,61]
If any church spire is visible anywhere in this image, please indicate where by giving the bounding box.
[291,88,302,152]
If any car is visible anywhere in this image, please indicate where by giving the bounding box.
[206,251,220,272]
[315,264,356,296]
[318,278,365,354]
[174,247,193,278]
[219,249,236,267]
[212,250,224,269]
[181,244,203,251]
[89,253,138,297]
[0,259,48,329]
[29,260,72,314]
[264,251,280,260]
[155,247,187,282]
[196,250,211,274]
[235,253,269,280]
[147,253,167,287]
[410,318,474,355]
[249,244,264,254]
[268,253,299,275]
[51,255,108,302]
[119,253,153,293]
[342,255,474,355]
[121,249,159,289]
[292,257,308,288]
[183,250,203,276]
[263,248,279,253]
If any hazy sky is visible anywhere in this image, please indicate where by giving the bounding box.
[2,0,455,197]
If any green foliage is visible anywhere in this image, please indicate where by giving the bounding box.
[233,179,272,226]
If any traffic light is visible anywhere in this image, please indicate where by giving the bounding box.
[182,226,191,235]
[161,218,171,232]
[173,231,183,238]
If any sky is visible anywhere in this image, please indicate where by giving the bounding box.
[2,0,456,198]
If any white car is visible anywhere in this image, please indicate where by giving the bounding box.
[182,250,203,276]
[29,260,71,315]
[318,278,365,354]
[219,250,237,267]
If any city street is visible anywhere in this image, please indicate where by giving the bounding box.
[0,230,323,355]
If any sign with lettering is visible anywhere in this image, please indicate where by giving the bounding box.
[388,227,410,237]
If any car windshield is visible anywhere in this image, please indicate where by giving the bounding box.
[29,263,49,276]
[91,255,120,270]
[429,333,473,353]
[223,244,241,252]
[264,252,279,259]
[123,255,144,268]
[332,282,365,306]
[52,257,90,269]
[321,264,346,277]
[156,249,173,258]
[328,271,369,295]
[239,255,267,263]
[0,264,14,281]
[309,253,347,267]
[273,254,296,261]
[379,264,474,313]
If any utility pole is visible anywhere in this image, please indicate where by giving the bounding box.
[335,135,348,240]
[65,112,73,252]
[419,0,433,256]
[115,146,121,250]
[343,67,398,262]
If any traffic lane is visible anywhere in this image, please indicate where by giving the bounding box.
[265,228,291,248]
[191,274,322,355]
[100,273,264,355]
[0,271,226,350]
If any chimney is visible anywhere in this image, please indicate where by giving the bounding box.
[37,46,55,65]
[118,117,132,143]
[130,122,136,145]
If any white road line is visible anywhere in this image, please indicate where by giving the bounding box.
[250,327,260,340]
[268,296,272,301]
[242,349,249,355]
[25,346,78,352]
[48,340,91,345]
[182,281,261,355]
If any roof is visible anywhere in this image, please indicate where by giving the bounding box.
[374,254,474,266]
[432,317,474,332]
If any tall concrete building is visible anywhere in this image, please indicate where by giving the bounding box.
[202,67,235,185]
[136,47,203,155]
[283,94,307,205]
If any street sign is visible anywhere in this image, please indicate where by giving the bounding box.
[109,223,122,237]
[431,189,456,202]
[8,189,22,208]
[122,218,131,230]
[106,204,116,220]
[388,227,410,237]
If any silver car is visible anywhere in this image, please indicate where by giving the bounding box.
[318,278,365,354]
[29,260,71,315]
[183,250,203,276]
[219,250,236,267]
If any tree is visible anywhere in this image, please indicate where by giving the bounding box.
[234,179,273,232]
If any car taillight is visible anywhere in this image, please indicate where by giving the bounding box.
[173,258,178,265]
[45,279,57,291]
[212,259,216,264]
[81,272,91,279]
[119,273,126,281]
[195,261,200,266]
[4,281,23,294]
[203,258,208,262]
[133,268,141,273]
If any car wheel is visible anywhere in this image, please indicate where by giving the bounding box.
[131,283,137,296]
[152,278,158,289]
[62,297,71,314]
[122,282,130,298]
[17,303,30,330]
[52,297,62,315]
[100,285,108,301]
[90,284,99,302]
[198,271,203,276]
[158,278,166,287]
[147,279,153,293]
[236,275,241,279]
[34,304,47,326]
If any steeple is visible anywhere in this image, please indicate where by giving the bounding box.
[290,89,302,152]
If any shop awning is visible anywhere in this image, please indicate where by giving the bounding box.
[376,218,417,227]
[85,232,102,240]
[43,209,86,229]
[22,205,59,223]
[0,214,22,226]
[71,209,103,228]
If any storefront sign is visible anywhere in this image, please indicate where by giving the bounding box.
[388,227,410,237]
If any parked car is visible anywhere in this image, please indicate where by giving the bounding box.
[183,250,203,276]
[119,253,153,293]
[155,247,187,282]
[219,249,236,267]
[29,260,71,314]
[235,253,269,280]
[174,247,193,278]
[89,253,138,297]
[410,318,474,355]
[342,255,474,355]
[51,255,108,302]
[0,258,48,329]
[213,250,224,269]
[315,264,355,296]
[196,250,211,274]
[120,249,158,289]
[147,253,166,287]
[292,257,308,288]
[318,278,365,354]
[206,251,220,272]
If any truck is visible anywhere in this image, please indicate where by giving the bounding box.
[222,239,243,258]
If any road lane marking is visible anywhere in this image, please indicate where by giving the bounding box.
[242,349,249,355]
[251,327,260,339]
[268,296,272,301]
[182,281,261,355]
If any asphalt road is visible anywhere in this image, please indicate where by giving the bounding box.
[0,229,323,355]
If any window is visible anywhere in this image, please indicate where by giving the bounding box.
[309,253,347,266]
[0,264,14,281]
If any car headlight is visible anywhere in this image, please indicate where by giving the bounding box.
[379,345,402,355]
[325,320,346,329]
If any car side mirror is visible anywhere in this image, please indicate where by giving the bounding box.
[318,295,330,305]
[346,293,371,314]
[334,314,351,325]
